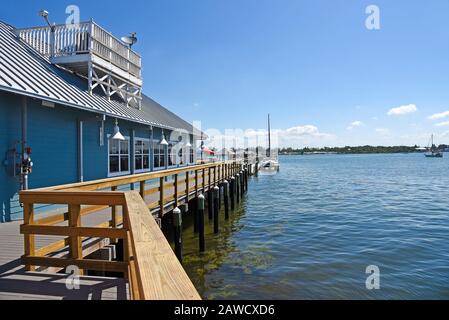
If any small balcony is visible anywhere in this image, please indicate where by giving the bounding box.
[15,21,142,86]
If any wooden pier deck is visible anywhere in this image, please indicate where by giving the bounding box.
[0,161,247,300]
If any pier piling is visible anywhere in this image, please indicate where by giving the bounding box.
[207,189,213,220]
[223,180,229,220]
[240,171,244,198]
[236,174,240,204]
[198,195,205,253]
[191,198,198,234]
[230,177,235,211]
[213,186,220,234]
[173,207,183,263]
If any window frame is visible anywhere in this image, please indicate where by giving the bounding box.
[152,139,166,171]
[107,135,131,177]
[134,138,151,174]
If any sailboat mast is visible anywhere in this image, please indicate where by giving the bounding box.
[268,114,271,157]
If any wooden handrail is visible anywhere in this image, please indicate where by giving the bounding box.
[124,192,200,300]
[18,160,244,300]
[28,161,239,192]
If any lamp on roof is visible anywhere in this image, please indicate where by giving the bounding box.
[111,119,125,141]
[38,10,53,29]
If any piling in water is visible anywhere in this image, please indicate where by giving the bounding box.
[173,207,183,263]
[208,188,213,220]
[190,198,198,234]
[213,186,220,234]
[230,177,235,211]
[236,174,240,204]
[240,171,244,198]
[223,180,229,220]
[198,194,205,253]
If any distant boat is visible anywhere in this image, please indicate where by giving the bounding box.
[259,114,280,173]
[425,134,443,158]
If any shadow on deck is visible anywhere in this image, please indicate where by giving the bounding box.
[0,259,128,300]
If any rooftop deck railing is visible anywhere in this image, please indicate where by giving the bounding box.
[19,161,243,300]
[15,21,141,78]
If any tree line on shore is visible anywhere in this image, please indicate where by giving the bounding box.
[279,144,449,155]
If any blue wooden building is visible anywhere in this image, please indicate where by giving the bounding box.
[0,19,200,222]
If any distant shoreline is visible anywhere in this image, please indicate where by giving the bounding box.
[278,145,449,156]
[279,151,426,156]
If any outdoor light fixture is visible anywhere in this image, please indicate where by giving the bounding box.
[160,130,169,146]
[186,141,192,148]
[111,119,125,141]
[38,10,52,28]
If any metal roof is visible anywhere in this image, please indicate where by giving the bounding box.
[0,21,195,133]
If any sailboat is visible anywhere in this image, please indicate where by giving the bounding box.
[259,114,280,173]
[425,134,443,158]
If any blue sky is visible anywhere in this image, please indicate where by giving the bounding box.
[3,0,449,147]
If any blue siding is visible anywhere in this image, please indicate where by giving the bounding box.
[0,91,196,222]
[0,92,21,222]
[27,99,79,188]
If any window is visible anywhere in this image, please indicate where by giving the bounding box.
[135,139,150,172]
[109,138,130,175]
[153,141,166,169]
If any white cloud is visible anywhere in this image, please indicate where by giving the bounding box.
[387,104,417,116]
[435,121,449,127]
[428,110,449,120]
[375,128,390,135]
[347,121,364,130]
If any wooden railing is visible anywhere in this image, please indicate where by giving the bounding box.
[19,161,243,300]
[15,21,141,78]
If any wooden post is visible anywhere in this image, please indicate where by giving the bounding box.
[207,188,213,221]
[208,167,212,191]
[174,174,179,208]
[213,186,219,234]
[230,177,235,211]
[218,183,222,210]
[195,169,199,197]
[139,181,146,199]
[198,194,205,253]
[23,203,35,271]
[159,177,165,219]
[190,198,198,233]
[202,168,206,193]
[122,205,130,280]
[69,204,83,275]
[111,186,119,244]
[240,171,244,198]
[236,174,240,204]
[173,207,183,263]
[223,180,230,220]
[185,171,190,202]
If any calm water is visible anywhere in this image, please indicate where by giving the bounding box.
[174,154,449,299]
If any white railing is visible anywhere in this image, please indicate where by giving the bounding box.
[15,21,141,78]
